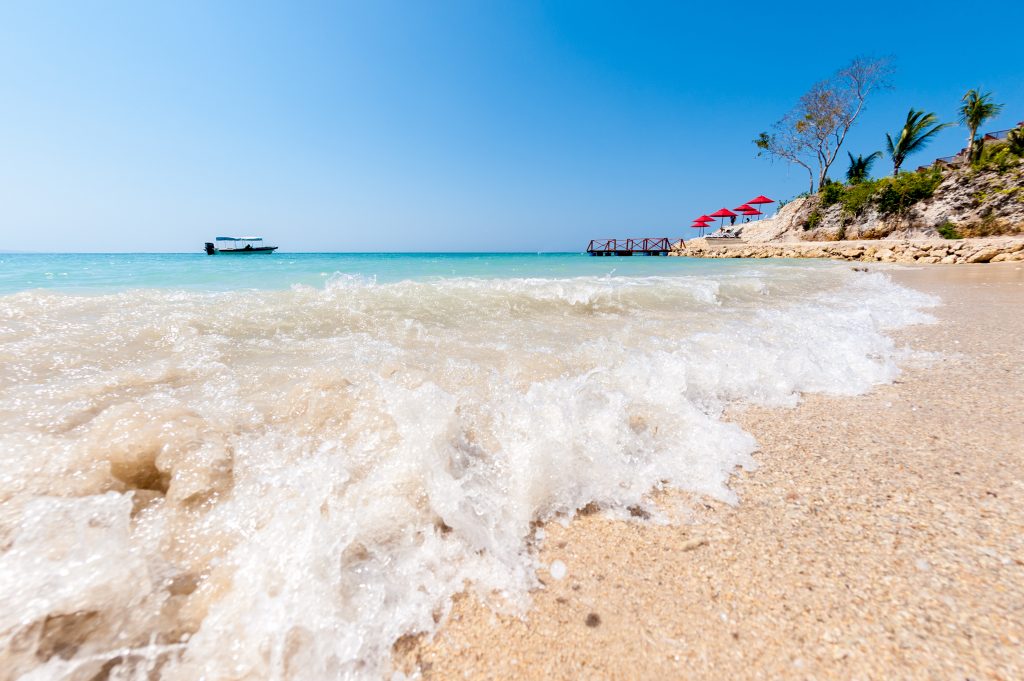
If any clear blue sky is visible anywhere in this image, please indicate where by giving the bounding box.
[1,1,1021,252]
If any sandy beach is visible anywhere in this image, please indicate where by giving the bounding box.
[398,263,1024,679]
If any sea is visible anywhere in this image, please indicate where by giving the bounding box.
[0,253,936,679]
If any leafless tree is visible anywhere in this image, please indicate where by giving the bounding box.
[755,57,892,193]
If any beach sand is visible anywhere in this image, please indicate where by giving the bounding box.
[397,263,1024,679]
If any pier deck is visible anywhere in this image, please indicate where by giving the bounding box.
[586,238,683,256]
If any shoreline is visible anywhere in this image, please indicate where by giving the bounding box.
[672,236,1024,263]
[398,263,1024,679]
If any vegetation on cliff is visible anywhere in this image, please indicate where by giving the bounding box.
[795,137,1023,239]
[816,167,945,220]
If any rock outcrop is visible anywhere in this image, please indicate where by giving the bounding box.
[726,160,1024,244]
[729,199,813,243]
[673,237,1024,264]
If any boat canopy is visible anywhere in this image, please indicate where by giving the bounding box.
[216,236,264,241]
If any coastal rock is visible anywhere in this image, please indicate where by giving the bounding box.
[966,248,999,264]
[671,236,1024,265]
[734,199,813,243]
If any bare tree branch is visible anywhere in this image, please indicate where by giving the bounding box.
[755,57,892,192]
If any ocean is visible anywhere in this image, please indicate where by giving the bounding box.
[0,253,936,679]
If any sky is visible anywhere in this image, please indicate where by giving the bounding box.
[1,1,1022,252]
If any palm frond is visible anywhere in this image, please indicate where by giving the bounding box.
[845,150,883,182]
[886,108,952,172]
[958,88,1004,128]
[902,115,951,154]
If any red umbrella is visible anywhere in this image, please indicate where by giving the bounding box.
[709,207,738,230]
[691,220,710,237]
[747,195,775,220]
[733,204,754,212]
[696,214,715,223]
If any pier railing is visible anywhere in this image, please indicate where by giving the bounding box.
[586,237,681,256]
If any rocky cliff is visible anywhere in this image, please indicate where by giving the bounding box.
[732,158,1024,244]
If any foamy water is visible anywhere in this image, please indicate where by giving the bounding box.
[0,255,936,679]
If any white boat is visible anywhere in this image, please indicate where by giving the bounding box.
[204,236,278,255]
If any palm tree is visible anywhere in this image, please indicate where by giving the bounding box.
[1007,126,1024,157]
[845,151,882,183]
[885,109,953,174]
[958,89,1004,162]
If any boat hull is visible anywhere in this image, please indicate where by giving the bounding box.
[213,247,278,254]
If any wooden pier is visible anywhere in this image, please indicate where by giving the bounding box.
[586,237,683,256]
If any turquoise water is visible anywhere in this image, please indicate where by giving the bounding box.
[1,249,938,679]
[0,252,820,294]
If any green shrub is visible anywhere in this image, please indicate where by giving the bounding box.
[936,221,963,239]
[875,168,944,215]
[794,167,944,228]
[976,143,1021,173]
[804,209,823,230]
[839,180,880,215]
[820,181,844,207]
[1007,126,1024,156]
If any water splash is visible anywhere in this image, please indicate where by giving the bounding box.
[0,265,936,679]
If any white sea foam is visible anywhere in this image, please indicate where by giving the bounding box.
[0,266,936,679]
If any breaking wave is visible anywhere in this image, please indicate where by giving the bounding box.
[0,266,935,679]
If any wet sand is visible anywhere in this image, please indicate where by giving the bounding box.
[398,263,1024,679]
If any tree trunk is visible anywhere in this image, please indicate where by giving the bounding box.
[966,125,977,163]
